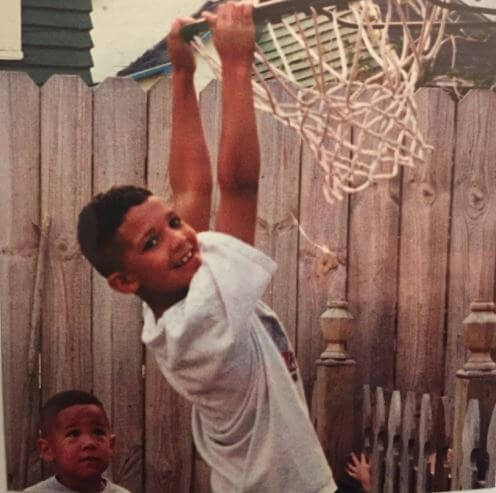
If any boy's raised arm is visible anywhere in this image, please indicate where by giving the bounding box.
[204,3,260,245]
[168,19,212,232]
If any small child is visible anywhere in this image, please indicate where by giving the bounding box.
[77,2,336,492]
[25,390,129,493]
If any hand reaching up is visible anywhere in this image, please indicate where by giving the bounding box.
[202,2,255,68]
[168,17,197,73]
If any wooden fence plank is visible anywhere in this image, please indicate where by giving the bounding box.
[385,390,401,493]
[445,91,496,398]
[0,72,42,490]
[371,387,386,493]
[348,89,400,391]
[92,77,147,492]
[396,89,455,395]
[40,75,93,398]
[297,87,349,401]
[400,391,416,493]
[255,82,300,348]
[416,394,433,493]
[460,399,480,489]
[432,396,453,491]
[486,402,496,487]
[145,77,193,493]
[200,79,222,229]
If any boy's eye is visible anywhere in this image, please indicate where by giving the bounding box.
[67,430,80,438]
[143,236,158,251]
[94,428,105,436]
[169,216,181,229]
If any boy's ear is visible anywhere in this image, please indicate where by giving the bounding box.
[38,438,54,463]
[107,272,140,294]
[109,434,116,454]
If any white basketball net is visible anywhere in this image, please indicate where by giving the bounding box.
[192,0,451,202]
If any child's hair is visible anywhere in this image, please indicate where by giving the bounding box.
[41,390,107,437]
[77,185,152,277]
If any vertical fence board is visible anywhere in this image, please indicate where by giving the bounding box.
[92,77,147,492]
[254,82,300,348]
[348,90,400,391]
[385,390,401,493]
[0,72,41,490]
[396,89,455,395]
[460,399,480,489]
[416,394,433,493]
[486,403,496,487]
[298,96,349,401]
[40,75,93,399]
[145,77,193,493]
[200,79,222,228]
[400,391,416,493]
[445,91,496,398]
[371,387,386,493]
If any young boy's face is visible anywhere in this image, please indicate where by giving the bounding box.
[110,195,202,298]
[39,404,115,490]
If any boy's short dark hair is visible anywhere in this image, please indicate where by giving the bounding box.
[41,390,107,437]
[77,185,152,277]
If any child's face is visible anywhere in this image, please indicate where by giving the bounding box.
[111,195,202,298]
[39,404,115,490]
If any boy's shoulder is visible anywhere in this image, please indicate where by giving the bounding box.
[24,476,70,491]
[24,476,131,493]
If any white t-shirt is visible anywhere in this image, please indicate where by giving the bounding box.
[142,232,337,493]
[25,476,130,492]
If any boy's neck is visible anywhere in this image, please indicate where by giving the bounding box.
[139,288,188,321]
[56,473,106,492]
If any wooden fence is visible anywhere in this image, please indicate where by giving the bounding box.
[1,69,496,491]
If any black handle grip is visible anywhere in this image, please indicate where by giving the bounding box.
[179,0,350,42]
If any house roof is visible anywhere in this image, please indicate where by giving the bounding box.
[0,0,94,85]
[117,0,496,88]
[117,0,220,79]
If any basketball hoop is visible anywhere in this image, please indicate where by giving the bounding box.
[187,0,455,201]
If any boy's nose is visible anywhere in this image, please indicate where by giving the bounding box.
[81,434,98,449]
[168,229,188,252]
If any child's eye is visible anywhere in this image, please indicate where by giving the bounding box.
[94,428,105,436]
[143,236,158,251]
[169,216,181,229]
[67,430,80,438]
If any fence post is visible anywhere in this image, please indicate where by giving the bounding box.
[452,301,496,490]
[312,299,356,481]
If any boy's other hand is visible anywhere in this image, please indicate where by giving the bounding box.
[168,17,197,73]
[202,2,255,67]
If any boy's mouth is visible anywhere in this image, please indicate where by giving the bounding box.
[172,248,195,268]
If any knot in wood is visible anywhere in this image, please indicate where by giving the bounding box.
[420,183,436,206]
[468,185,486,216]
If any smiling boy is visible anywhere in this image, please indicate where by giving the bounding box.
[77,3,336,492]
[25,390,129,493]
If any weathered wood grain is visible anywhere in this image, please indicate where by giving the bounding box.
[399,391,416,493]
[40,75,93,396]
[145,77,193,493]
[396,89,455,395]
[348,88,400,392]
[445,91,496,398]
[371,387,386,493]
[416,394,433,493]
[92,77,147,493]
[255,81,301,347]
[486,402,496,488]
[460,399,480,489]
[0,72,42,490]
[297,87,349,401]
[384,390,401,493]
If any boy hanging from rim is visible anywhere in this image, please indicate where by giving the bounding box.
[77,3,337,491]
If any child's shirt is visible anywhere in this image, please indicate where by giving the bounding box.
[142,231,337,493]
[24,475,130,492]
